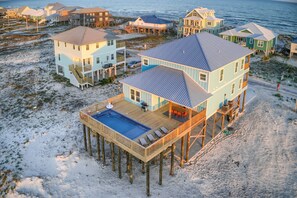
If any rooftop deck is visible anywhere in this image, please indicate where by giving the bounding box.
[80,94,206,162]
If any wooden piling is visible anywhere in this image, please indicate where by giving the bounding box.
[186,109,192,162]
[221,115,225,130]
[170,143,175,176]
[126,152,129,173]
[83,125,87,151]
[111,143,115,171]
[146,161,150,196]
[142,162,145,174]
[118,147,122,179]
[102,136,106,165]
[96,133,100,161]
[180,136,185,168]
[242,90,247,112]
[159,151,163,185]
[202,120,207,148]
[212,113,217,138]
[87,127,92,156]
[129,154,133,184]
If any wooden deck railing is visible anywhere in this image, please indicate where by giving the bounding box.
[116,41,125,49]
[244,62,250,70]
[242,80,248,88]
[79,94,206,162]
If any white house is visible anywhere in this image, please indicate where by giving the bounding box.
[44,2,65,17]
[52,26,126,89]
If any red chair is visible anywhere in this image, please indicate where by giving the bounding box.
[177,111,182,117]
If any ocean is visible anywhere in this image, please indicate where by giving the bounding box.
[0,0,296,35]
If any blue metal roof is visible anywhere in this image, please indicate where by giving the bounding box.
[140,32,253,72]
[120,66,211,108]
[140,15,171,24]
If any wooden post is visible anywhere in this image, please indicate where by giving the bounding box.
[212,113,217,138]
[126,152,129,173]
[159,151,163,185]
[118,147,122,179]
[102,136,106,165]
[221,115,225,130]
[237,95,241,108]
[129,154,133,184]
[146,161,150,196]
[295,99,297,112]
[111,143,115,171]
[87,127,92,156]
[96,133,100,161]
[180,136,185,168]
[142,162,145,174]
[170,143,175,176]
[83,125,87,151]
[186,109,192,162]
[202,120,207,148]
[242,90,247,112]
[169,101,172,119]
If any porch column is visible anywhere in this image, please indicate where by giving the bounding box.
[109,68,112,77]
[159,151,163,185]
[169,101,172,119]
[186,109,192,162]
[96,133,100,160]
[242,90,247,112]
[146,161,150,196]
[118,148,122,179]
[111,143,115,171]
[103,69,105,79]
[114,65,117,76]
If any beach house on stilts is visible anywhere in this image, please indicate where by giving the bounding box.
[52,26,126,89]
[79,32,252,196]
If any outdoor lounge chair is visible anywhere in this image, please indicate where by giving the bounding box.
[139,138,148,147]
[154,130,163,138]
[160,127,168,134]
[147,134,155,142]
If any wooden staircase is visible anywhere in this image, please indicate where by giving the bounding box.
[69,65,93,89]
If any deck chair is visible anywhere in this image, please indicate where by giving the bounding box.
[154,130,163,138]
[147,134,155,142]
[160,127,168,134]
[139,138,148,147]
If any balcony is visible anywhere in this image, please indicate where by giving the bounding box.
[116,54,125,63]
[79,94,206,162]
[116,41,125,49]
[242,80,248,88]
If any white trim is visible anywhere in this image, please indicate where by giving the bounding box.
[130,88,141,103]
[199,72,207,82]
[257,40,264,47]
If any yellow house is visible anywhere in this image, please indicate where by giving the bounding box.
[52,26,126,89]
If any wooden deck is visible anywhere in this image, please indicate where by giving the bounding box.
[80,94,206,162]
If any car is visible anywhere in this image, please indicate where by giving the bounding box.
[127,60,141,68]
[102,63,113,69]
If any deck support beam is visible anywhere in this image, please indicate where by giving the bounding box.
[170,143,175,176]
[111,143,115,171]
[242,90,247,112]
[146,162,150,196]
[96,133,100,161]
[180,136,185,168]
[126,152,129,173]
[83,125,87,151]
[202,120,207,148]
[118,148,122,179]
[221,115,225,131]
[212,113,217,138]
[87,127,92,156]
[159,151,163,185]
[142,162,145,174]
[186,109,192,162]
[129,154,133,184]
[102,137,106,165]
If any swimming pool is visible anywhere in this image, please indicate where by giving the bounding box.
[92,109,151,140]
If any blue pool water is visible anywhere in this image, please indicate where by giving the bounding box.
[92,109,151,140]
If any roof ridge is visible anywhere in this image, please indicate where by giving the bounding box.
[194,34,211,71]
[80,27,88,45]
[181,71,192,107]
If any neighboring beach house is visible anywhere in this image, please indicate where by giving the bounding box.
[79,32,252,195]
[70,7,111,27]
[46,6,82,24]
[52,26,126,89]
[289,38,297,58]
[44,2,65,16]
[16,6,31,17]
[220,22,277,56]
[180,7,224,37]
[125,15,173,35]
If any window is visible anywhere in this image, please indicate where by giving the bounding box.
[96,57,100,64]
[106,56,109,61]
[58,54,61,61]
[231,83,235,94]
[83,59,86,66]
[73,45,75,50]
[86,45,89,50]
[105,17,108,21]
[235,62,238,73]
[207,22,211,26]
[239,79,242,89]
[57,65,64,75]
[96,43,99,48]
[143,59,148,65]
[111,54,114,60]
[257,40,264,47]
[78,46,80,51]
[87,58,90,65]
[100,13,102,16]
[108,40,114,46]
[57,41,60,47]
[241,59,244,69]
[219,69,224,82]
[105,12,108,16]
[199,73,207,82]
[64,42,67,47]
[130,89,140,102]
